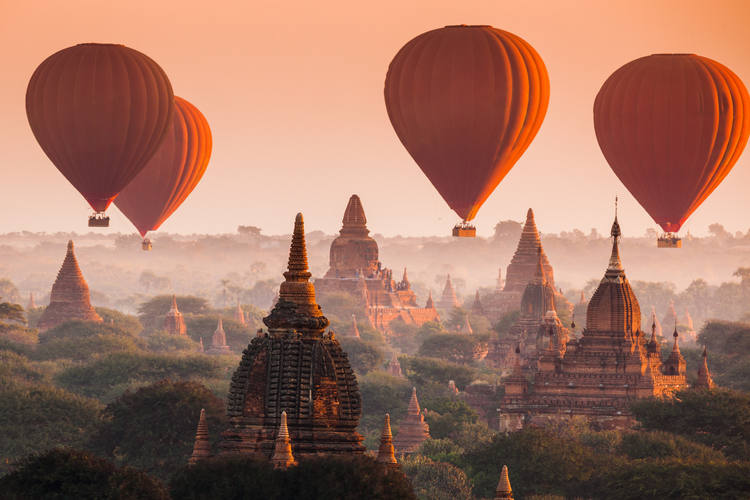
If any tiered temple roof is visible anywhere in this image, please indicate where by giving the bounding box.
[499,214,687,431]
[393,387,430,454]
[164,295,187,336]
[315,195,438,335]
[221,213,364,458]
[37,241,102,332]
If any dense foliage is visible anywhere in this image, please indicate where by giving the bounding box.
[90,379,227,480]
[169,455,417,500]
[0,448,168,500]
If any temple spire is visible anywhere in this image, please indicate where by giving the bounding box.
[695,346,715,389]
[494,465,513,500]
[376,414,398,466]
[351,314,360,339]
[532,247,546,284]
[170,294,179,313]
[189,408,211,464]
[426,290,435,309]
[340,194,369,236]
[270,411,297,469]
[401,268,410,287]
[407,387,420,415]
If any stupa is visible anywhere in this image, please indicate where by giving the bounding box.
[220,213,365,459]
[471,290,484,315]
[270,411,297,469]
[437,274,460,310]
[37,241,102,332]
[495,465,513,500]
[27,293,36,310]
[314,195,438,335]
[483,209,569,323]
[234,302,246,325]
[694,347,715,389]
[498,212,688,431]
[189,408,211,464]
[376,414,398,468]
[393,387,430,454]
[207,318,231,354]
[163,295,187,336]
[387,352,403,378]
[350,314,361,338]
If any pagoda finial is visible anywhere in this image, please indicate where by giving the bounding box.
[67,239,74,252]
[402,267,409,286]
[171,294,179,313]
[341,194,368,234]
[285,213,310,278]
[494,464,513,499]
[351,314,360,338]
[426,290,435,309]
[672,321,680,353]
[271,410,297,469]
[606,203,624,274]
[376,413,398,466]
[532,247,546,283]
[188,408,211,464]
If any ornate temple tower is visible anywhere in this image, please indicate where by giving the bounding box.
[37,241,102,332]
[393,387,430,454]
[498,213,688,431]
[376,414,398,469]
[221,214,364,459]
[503,209,555,293]
[387,352,403,377]
[164,295,187,336]
[189,408,211,464]
[207,318,231,354]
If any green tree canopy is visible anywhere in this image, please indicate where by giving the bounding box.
[90,379,227,480]
[0,448,168,500]
[401,455,472,500]
[138,295,210,332]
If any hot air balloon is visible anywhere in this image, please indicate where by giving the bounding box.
[26,43,174,227]
[114,96,212,250]
[384,25,550,237]
[594,54,750,248]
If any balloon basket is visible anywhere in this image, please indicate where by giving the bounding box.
[88,213,110,227]
[141,238,152,251]
[452,222,476,238]
[657,233,681,248]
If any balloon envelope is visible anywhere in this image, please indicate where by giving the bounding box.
[594,54,750,233]
[384,25,549,221]
[115,97,212,237]
[26,43,174,212]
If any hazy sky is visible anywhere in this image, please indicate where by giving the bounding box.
[2,1,750,238]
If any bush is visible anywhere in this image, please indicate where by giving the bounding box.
[401,455,472,500]
[56,352,224,400]
[0,448,168,499]
[90,379,227,480]
[0,385,101,474]
[170,454,416,499]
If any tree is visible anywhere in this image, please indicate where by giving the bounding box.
[90,380,227,480]
[170,455,416,500]
[137,295,210,332]
[401,356,476,389]
[630,388,750,460]
[421,398,478,439]
[401,455,472,500]
[0,278,21,304]
[0,384,101,474]
[0,302,26,324]
[492,220,522,241]
[0,448,168,500]
[418,334,478,365]
[338,337,384,374]
[35,320,143,361]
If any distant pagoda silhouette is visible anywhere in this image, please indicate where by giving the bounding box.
[163,295,187,336]
[207,318,231,354]
[220,213,364,459]
[37,240,102,332]
[393,387,430,454]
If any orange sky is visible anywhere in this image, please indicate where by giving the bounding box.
[2,0,750,237]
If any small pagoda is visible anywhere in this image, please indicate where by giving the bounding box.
[207,318,231,354]
[393,387,430,454]
[437,274,460,310]
[37,241,102,332]
[220,213,364,458]
[164,295,187,336]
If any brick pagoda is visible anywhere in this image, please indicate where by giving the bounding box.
[37,240,102,332]
[220,213,365,458]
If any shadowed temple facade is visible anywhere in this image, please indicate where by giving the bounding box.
[498,215,688,431]
[220,213,365,458]
[314,194,439,335]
